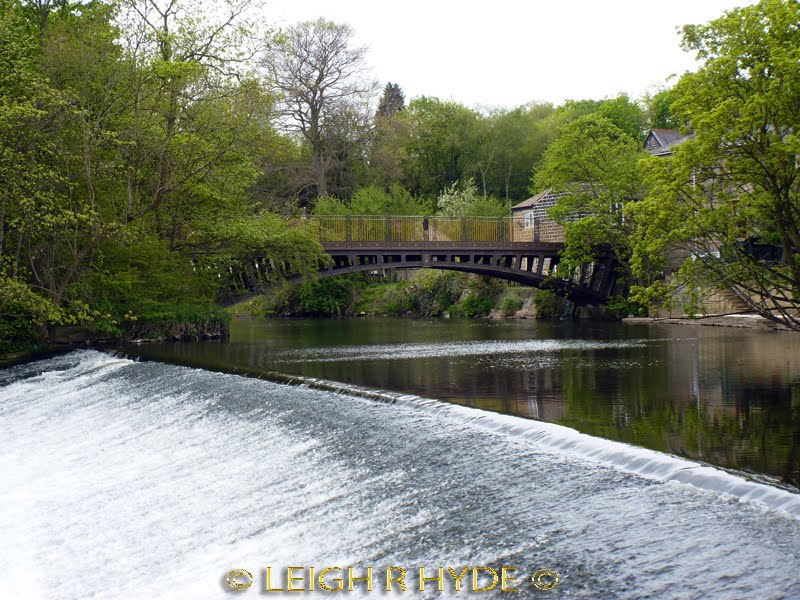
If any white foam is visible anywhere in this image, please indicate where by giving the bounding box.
[395,394,800,519]
[279,371,800,521]
[280,338,647,362]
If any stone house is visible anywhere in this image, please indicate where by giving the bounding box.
[510,189,567,243]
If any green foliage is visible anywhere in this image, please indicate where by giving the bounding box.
[379,286,413,314]
[312,196,350,216]
[350,185,433,215]
[629,0,800,328]
[557,94,647,141]
[400,97,482,199]
[291,277,358,317]
[399,97,556,203]
[533,114,646,274]
[120,301,230,342]
[376,82,405,117]
[481,103,558,201]
[533,289,562,319]
[355,282,413,315]
[0,0,328,350]
[459,292,494,318]
[436,179,508,217]
[645,87,681,129]
[0,305,41,353]
[411,270,462,316]
[312,185,433,216]
[498,292,524,316]
[606,295,648,318]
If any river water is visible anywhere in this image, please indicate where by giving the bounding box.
[2,318,800,598]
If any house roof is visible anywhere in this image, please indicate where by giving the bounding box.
[645,128,694,156]
[511,189,552,210]
[647,129,685,147]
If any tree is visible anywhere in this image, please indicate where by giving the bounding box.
[20,0,71,44]
[263,18,377,198]
[376,82,404,117]
[629,0,800,329]
[644,86,682,130]
[555,94,647,142]
[0,0,327,350]
[479,103,556,202]
[400,96,482,198]
[436,179,508,217]
[533,114,646,276]
[367,82,408,187]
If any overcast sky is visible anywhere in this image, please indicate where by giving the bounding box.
[265,0,755,110]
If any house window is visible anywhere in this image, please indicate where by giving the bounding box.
[524,211,534,228]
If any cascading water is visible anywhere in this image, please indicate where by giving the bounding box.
[2,350,799,599]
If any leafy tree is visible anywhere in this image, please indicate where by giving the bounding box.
[350,185,432,215]
[556,94,647,142]
[400,96,482,198]
[533,114,646,275]
[311,196,350,216]
[0,0,327,349]
[264,18,377,198]
[436,179,508,217]
[20,0,72,45]
[629,0,800,329]
[380,97,555,203]
[645,86,682,129]
[0,0,96,327]
[311,185,432,216]
[488,103,557,201]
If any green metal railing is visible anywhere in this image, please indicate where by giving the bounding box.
[310,215,530,244]
[310,215,566,244]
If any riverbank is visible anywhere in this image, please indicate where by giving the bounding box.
[0,308,230,368]
[231,272,590,321]
[624,313,794,332]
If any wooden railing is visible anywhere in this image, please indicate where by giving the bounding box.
[310,216,565,244]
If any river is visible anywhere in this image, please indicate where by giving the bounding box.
[1,317,799,598]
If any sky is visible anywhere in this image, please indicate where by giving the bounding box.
[265,0,756,110]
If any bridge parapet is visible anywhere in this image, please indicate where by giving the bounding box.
[309,215,565,247]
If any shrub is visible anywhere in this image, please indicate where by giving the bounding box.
[291,277,357,316]
[460,292,494,318]
[534,289,561,319]
[606,295,648,318]
[412,270,462,316]
[380,287,412,314]
[498,294,524,316]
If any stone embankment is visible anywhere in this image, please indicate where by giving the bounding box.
[624,314,793,332]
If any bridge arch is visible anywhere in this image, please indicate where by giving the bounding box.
[221,216,621,306]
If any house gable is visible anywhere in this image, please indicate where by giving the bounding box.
[645,128,694,156]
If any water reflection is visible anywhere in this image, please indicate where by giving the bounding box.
[120,318,800,488]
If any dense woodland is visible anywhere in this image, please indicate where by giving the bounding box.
[1,0,799,353]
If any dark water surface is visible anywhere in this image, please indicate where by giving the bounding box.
[122,317,800,489]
